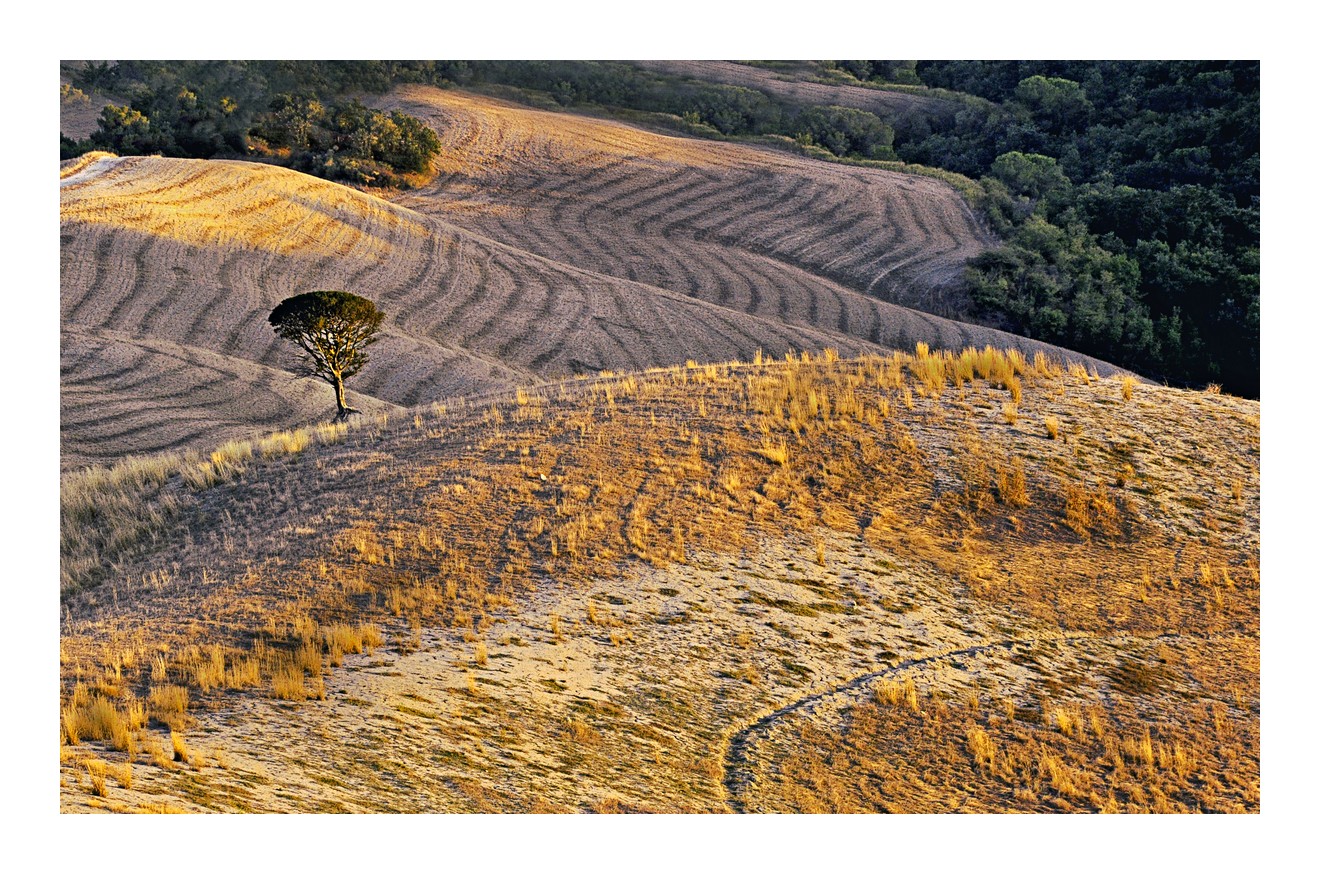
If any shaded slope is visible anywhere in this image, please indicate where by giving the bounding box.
[58,155,873,465]
[629,60,960,120]
[60,325,402,469]
[61,150,1119,467]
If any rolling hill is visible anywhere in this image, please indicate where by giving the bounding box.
[55,77,1252,817]
[58,350,1259,812]
[61,89,1122,468]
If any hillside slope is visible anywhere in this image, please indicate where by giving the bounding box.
[374,86,989,318]
[58,351,1258,813]
[61,117,1120,468]
[629,60,960,120]
[59,155,868,465]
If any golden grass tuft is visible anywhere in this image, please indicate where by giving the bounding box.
[967,726,995,768]
[85,759,109,797]
[170,730,191,764]
[996,459,1030,508]
[322,623,382,656]
[876,678,920,713]
[753,437,789,466]
[190,644,227,692]
[63,695,134,750]
[271,657,308,700]
[149,684,189,719]
[567,718,602,746]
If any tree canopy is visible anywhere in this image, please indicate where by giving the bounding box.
[268,291,385,418]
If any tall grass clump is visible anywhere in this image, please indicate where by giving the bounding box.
[61,454,185,595]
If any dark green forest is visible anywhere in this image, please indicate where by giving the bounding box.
[61,61,443,188]
[905,61,1258,397]
[61,60,1258,396]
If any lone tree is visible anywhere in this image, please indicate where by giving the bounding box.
[268,290,385,419]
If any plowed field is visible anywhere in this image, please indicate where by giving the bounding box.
[61,91,1119,467]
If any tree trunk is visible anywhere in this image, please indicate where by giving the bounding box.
[333,373,354,419]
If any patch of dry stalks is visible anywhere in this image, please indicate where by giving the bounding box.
[58,347,1258,812]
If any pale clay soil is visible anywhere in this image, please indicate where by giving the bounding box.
[62,530,1189,813]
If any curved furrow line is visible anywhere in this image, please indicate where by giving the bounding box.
[138,255,202,336]
[60,400,185,433]
[678,239,774,316]
[491,265,569,364]
[405,232,467,320]
[724,180,850,270]
[663,294,789,361]
[550,193,646,282]
[62,359,173,401]
[343,338,442,404]
[642,171,750,241]
[433,241,495,340]
[526,279,594,372]
[66,407,220,447]
[860,193,955,294]
[456,255,527,350]
[59,355,142,387]
[339,232,409,295]
[541,156,640,223]
[376,229,445,312]
[576,174,724,285]
[721,630,1194,813]
[541,168,712,261]
[687,171,812,248]
[771,186,865,268]
[615,218,745,307]
[586,162,708,229]
[179,256,248,350]
[401,236,488,342]
[611,166,723,238]
[61,232,118,324]
[758,182,878,271]
[92,232,156,333]
[517,190,710,299]
[903,197,994,289]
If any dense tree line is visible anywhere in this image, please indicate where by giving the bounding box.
[897,61,1259,396]
[61,61,442,188]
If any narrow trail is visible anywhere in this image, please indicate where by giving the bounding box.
[720,628,1198,813]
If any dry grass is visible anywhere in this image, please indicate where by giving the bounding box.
[751,637,1258,813]
[148,685,189,720]
[85,759,108,797]
[58,346,1257,813]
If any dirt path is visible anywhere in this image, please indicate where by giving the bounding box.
[720,629,1193,812]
